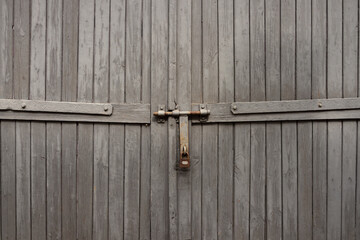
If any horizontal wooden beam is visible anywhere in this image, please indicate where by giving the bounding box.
[230,97,360,114]
[0,99,113,115]
[191,98,360,123]
[0,99,150,123]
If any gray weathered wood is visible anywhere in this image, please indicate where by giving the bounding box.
[202,0,218,238]
[108,0,125,239]
[265,0,281,239]
[0,99,113,115]
[61,2,79,239]
[139,0,151,238]
[218,0,234,238]
[46,2,63,238]
[190,0,202,238]
[168,0,178,238]
[150,0,169,238]
[327,1,343,239]
[93,0,110,239]
[0,103,150,123]
[342,1,358,240]
[29,1,46,239]
[1,122,16,240]
[124,1,142,238]
[296,1,312,239]
[0,0,13,100]
[177,0,192,238]
[312,1,327,238]
[249,5,266,239]
[231,98,360,115]
[77,0,94,238]
[234,0,250,238]
[13,0,30,100]
[281,1,297,239]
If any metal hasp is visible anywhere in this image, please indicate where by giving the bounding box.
[153,104,210,170]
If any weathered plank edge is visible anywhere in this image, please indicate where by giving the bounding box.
[0,103,150,123]
[192,103,360,123]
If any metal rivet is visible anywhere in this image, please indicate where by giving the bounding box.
[160,106,164,110]
[104,106,109,111]
[318,102,322,108]
[201,105,205,109]
[232,105,237,110]
[21,103,26,109]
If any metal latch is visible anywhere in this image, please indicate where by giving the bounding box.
[153,104,210,170]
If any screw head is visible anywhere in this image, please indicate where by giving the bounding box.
[201,105,205,109]
[21,103,26,109]
[104,106,109,111]
[232,105,237,110]
[318,102,322,108]
[160,106,164,110]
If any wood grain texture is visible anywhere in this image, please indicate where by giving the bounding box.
[1,122,16,240]
[191,0,202,238]
[327,1,343,240]
[218,0,234,239]
[77,0,95,239]
[265,1,281,239]
[202,0,218,239]
[108,0,125,239]
[234,0,250,238]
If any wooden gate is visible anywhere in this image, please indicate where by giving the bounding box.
[1,0,360,240]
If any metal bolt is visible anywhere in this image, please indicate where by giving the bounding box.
[160,106,164,110]
[21,103,26,109]
[104,106,109,111]
[318,102,322,108]
[201,105,205,109]
[232,105,237,110]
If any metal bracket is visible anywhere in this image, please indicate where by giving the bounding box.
[153,105,210,170]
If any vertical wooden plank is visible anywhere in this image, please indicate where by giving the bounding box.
[109,0,125,239]
[234,0,250,238]
[282,123,297,240]
[327,0,342,239]
[46,1,63,238]
[124,1,142,239]
[281,1,297,239]
[13,1,31,239]
[191,0,202,238]
[0,1,14,231]
[61,1,79,239]
[62,0,79,102]
[265,0,281,239]
[77,123,93,240]
[218,0,234,239]
[296,1,313,240]
[46,123,62,240]
[168,0,178,239]
[177,0,192,239]
[1,122,16,240]
[77,0,94,239]
[13,0,30,100]
[30,1,46,239]
[139,0,151,235]
[202,0,218,238]
[93,0,110,239]
[249,0,265,240]
[312,1,327,239]
[150,0,169,238]
[0,0,13,99]
[61,2,79,239]
[342,1,358,239]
